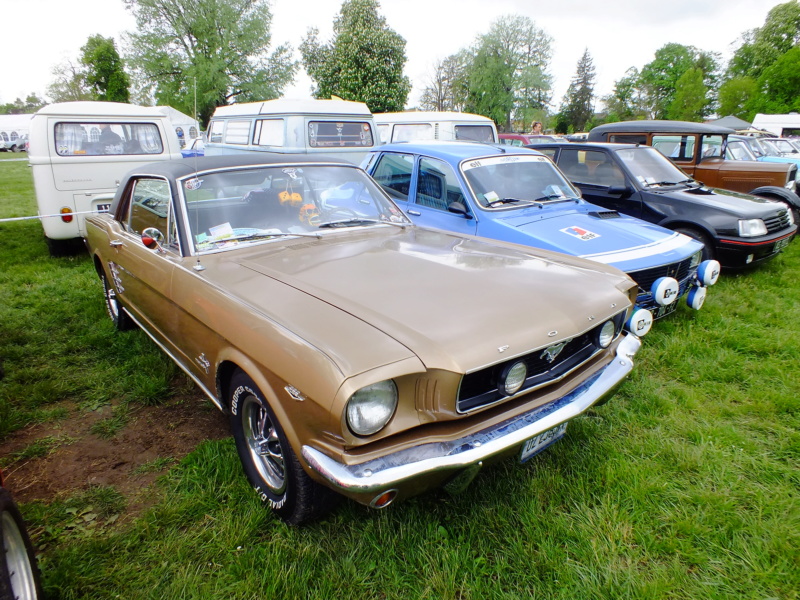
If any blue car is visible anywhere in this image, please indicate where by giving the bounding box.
[362,142,719,318]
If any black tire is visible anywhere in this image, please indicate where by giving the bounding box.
[44,236,84,258]
[0,488,44,600]
[674,227,715,262]
[100,269,135,331]
[228,370,337,525]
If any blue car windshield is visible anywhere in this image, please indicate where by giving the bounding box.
[460,155,580,208]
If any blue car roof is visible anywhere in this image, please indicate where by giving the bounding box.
[378,141,543,164]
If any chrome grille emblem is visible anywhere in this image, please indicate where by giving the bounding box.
[541,340,569,363]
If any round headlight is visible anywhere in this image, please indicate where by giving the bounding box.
[687,286,707,310]
[346,380,398,436]
[651,277,680,306]
[697,260,721,286]
[596,320,616,348]
[626,308,653,337]
[499,361,527,396]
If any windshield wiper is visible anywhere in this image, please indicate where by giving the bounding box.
[485,197,535,207]
[531,194,577,204]
[212,231,321,244]
[645,180,682,188]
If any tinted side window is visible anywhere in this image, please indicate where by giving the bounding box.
[454,125,495,142]
[416,158,466,212]
[371,153,414,201]
[608,133,647,145]
[652,135,696,162]
[558,149,625,186]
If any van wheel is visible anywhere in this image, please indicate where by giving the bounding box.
[228,370,338,525]
[674,227,714,261]
[44,236,84,257]
[0,488,44,600]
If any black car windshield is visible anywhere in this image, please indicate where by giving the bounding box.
[181,165,409,253]
[460,154,580,208]
[615,146,693,187]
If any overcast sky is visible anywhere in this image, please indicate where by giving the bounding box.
[0,0,788,110]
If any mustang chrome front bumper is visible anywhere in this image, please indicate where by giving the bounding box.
[302,334,642,504]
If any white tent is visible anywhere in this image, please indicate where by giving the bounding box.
[157,106,201,146]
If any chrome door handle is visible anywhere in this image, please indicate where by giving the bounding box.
[110,240,124,248]
[407,210,421,216]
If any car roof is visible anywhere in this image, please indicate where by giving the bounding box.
[526,141,638,151]
[376,140,542,161]
[589,120,736,138]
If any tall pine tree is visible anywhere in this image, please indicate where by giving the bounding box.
[558,49,596,133]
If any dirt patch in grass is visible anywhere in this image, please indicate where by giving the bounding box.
[0,392,229,514]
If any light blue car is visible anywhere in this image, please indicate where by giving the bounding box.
[362,142,719,319]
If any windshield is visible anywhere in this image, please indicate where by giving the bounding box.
[759,139,784,157]
[768,138,797,155]
[615,146,691,186]
[460,155,580,208]
[726,140,758,161]
[180,165,409,253]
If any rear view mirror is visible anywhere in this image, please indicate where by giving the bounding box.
[607,185,632,198]
[448,201,474,219]
[142,227,165,252]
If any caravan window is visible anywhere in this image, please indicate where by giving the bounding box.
[454,125,495,143]
[223,120,251,145]
[308,121,374,147]
[253,119,284,146]
[54,122,164,156]
[392,123,433,142]
[208,120,224,143]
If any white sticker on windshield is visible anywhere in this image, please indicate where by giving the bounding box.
[484,191,500,202]
[209,222,234,239]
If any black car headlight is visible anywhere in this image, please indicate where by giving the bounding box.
[346,380,398,436]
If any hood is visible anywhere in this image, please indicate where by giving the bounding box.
[202,227,634,377]
[484,204,702,272]
[656,184,790,219]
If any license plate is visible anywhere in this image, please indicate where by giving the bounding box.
[95,203,111,213]
[520,422,567,463]
[774,236,791,252]
[654,301,678,319]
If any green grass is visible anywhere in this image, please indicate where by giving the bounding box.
[1,160,798,599]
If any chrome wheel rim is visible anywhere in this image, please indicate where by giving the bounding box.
[2,510,38,600]
[104,277,120,319]
[241,394,286,494]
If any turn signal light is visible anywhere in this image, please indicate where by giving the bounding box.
[60,207,74,223]
[370,489,398,509]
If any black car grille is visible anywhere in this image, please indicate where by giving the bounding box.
[628,256,695,308]
[764,209,792,234]
[456,312,626,413]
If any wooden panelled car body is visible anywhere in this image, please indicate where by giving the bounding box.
[83,154,646,524]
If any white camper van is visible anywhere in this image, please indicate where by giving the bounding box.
[751,113,800,138]
[204,98,379,163]
[28,101,183,255]
[373,111,498,144]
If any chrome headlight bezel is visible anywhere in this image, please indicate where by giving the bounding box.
[738,218,768,237]
[595,320,616,349]
[689,250,702,269]
[346,380,398,436]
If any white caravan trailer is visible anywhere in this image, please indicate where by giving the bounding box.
[28,101,183,255]
[373,111,498,144]
[752,113,800,138]
[204,98,379,163]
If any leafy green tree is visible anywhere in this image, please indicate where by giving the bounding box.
[419,52,470,112]
[717,77,758,119]
[728,1,800,80]
[0,94,46,114]
[751,45,800,114]
[300,0,410,113]
[80,35,130,102]
[602,67,649,121]
[124,0,296,126]
[557,49,596,133]
[667,68,707,121]
[47,59,93,102]
[463,15,552,130]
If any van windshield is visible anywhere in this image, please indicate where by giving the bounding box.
[55,122,164,156]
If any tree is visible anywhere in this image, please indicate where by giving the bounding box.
[0,94,46,115]
[80,35,130,102]
[47,59,93,102]
[419,52,470,112]
[463,15,552,130]
[602,67,649,121]
[717,77,758,119]
[751,45,800,114]
[558,49,596,133]
[728,1,800,80]
[300,0,410,113]
[667,68,707,121]
[124,0,297,126]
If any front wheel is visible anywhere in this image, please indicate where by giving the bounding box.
[0,488,44,600]
[674,227,715,262]
[100,269,135,331]
[228,371,337,525]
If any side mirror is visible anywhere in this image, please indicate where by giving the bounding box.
[142,227,165,252]
[447,201,474,219]
[607,185,633,198]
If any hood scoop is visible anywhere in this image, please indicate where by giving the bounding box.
[589,210,621,219]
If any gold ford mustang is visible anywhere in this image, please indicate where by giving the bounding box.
[83,154,651,525]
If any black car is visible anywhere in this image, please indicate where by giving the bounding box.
[529,142,796,268]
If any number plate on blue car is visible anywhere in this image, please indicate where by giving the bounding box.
[520,422,568,463]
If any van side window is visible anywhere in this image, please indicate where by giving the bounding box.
[609,134,647,145]
[652,135,696,162]
[371,153,414,201]
[416,157,466,212]
[123,178,178,251]
[223,120,251,145]
[253,119,285,147]
[54,122,164,156]
[392,123,433,142]
[208,120,224,143]
[454,125,495,143]
[308,121,374,147]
